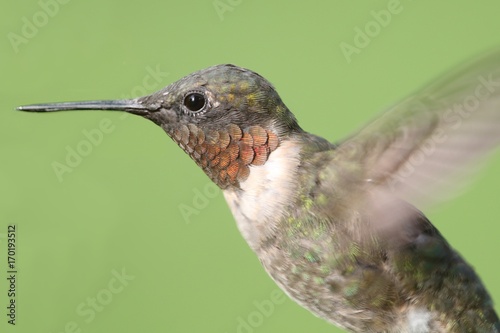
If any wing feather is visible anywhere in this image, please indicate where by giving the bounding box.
[338,48,500,208]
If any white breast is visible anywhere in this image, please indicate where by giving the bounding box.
[394,307,440,333]
[223,139,302,251]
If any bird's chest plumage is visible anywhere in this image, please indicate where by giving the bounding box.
[222,142,443,332]
[222,139,303,250]
[222,139,371,329]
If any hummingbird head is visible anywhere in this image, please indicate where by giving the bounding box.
[17,64,302,189]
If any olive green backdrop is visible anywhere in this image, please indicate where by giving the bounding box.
[1,1,500,333]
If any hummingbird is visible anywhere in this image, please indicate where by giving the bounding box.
[17,49,500,333]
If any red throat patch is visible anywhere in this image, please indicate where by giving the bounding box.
[171,123,280,188]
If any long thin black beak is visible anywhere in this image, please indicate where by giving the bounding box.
[16,99,152,116]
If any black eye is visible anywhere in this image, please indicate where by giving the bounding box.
[183,92,206,112]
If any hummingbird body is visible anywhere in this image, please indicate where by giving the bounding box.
[225,133,497,332]
[17,51,500,332]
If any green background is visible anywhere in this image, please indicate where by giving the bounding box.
[2,1,500,332]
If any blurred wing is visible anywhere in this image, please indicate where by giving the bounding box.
[318,50,500,329]
[338,48,500,209]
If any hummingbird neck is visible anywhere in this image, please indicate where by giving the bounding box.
[222,133,335,251]
[165,122,285,189]
[222,137,305,251]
